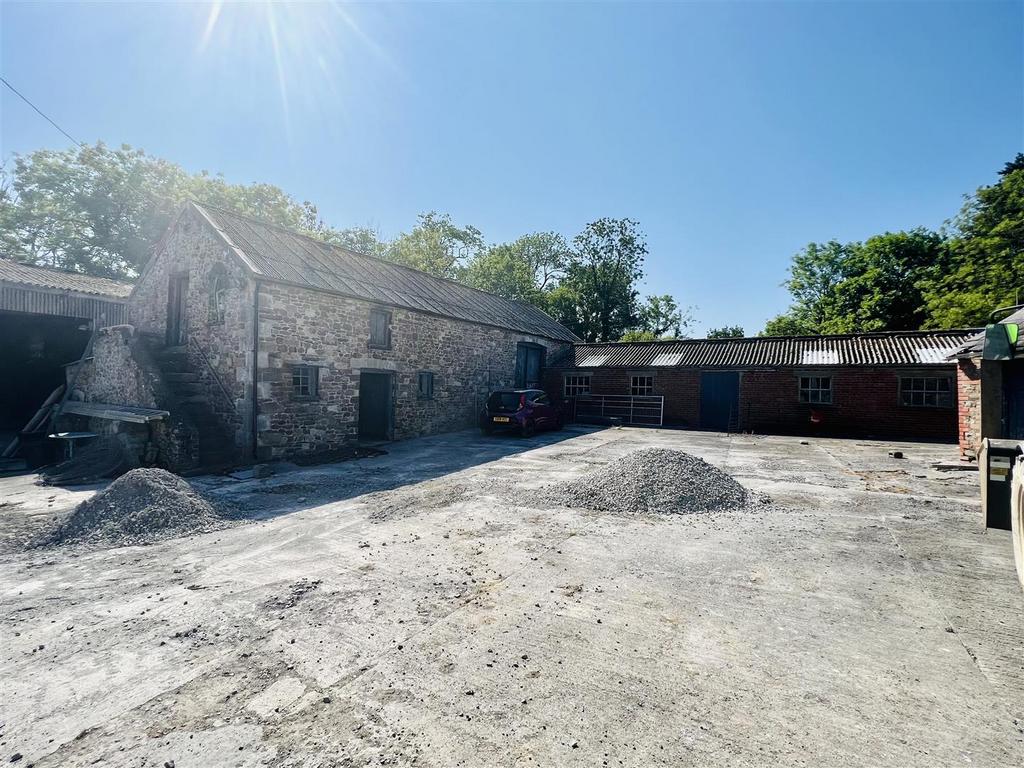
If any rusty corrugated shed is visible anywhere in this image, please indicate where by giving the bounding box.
[0,260,130,324]
[192,203,579,343]
[557,331,975,369]
[0,259,132,298]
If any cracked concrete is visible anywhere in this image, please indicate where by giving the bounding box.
[1,425,1022,767]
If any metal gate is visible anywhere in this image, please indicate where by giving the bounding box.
[573,394,664,426]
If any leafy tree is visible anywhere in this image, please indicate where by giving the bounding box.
[761,313,816,337]
[385,212,483,279]
[552,218,647,342]
[462,232,570,303]
[326,225,387,257]
[0,142,338,278]
[762,231,943,335]
[707,325,745,339]
[619,329,658,342]
[633,294,693,338]
[921,154,1024,327]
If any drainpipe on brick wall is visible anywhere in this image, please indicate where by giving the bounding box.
[252,280,260,461]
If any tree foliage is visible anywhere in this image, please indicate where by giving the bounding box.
[550,218,647,342]
[763,154,1024,334]
[0,143,695,341]
[0,142,334,278]
[385,212,483,279]
[629,294,693,339]
[707,325,745,339]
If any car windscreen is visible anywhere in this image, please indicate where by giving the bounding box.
[487,392,521,412]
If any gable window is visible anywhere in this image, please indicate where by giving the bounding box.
[208,268,228,325]
[291,365,319,399]
[369,308,392,349]
[418,371,434,400]
[564,373,591,397]
[799,376,832,404]
[900,376,952,408]
[630,374,654,396]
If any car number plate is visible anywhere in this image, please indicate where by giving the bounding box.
[492,416,510,423]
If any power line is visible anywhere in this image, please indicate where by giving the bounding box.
[1,75,83,147]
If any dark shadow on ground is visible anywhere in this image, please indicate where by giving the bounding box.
[197,425,604,522]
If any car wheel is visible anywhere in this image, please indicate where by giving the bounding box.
[521,420,535,438]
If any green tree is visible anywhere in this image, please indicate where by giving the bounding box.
[821,229,942,333]
[632,294,692,339]
[552,218,647,342]
[0,142,338,278]
[921,154,1024,327]
[326,225,387,257]
[385,212,483,279]
[707,325,745,339]
[761,313,816,337]
[462,232,570,303]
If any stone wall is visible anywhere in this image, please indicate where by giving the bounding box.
[65,327,198,471]
[255,280,572,459]
[130,206,255,453]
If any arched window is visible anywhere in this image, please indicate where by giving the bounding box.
[208,266,228,324]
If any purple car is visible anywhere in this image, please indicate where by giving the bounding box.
[480,389,563,437]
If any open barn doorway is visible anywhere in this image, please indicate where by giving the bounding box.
[0,310,91,456]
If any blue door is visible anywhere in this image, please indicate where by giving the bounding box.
[700,372,739,431]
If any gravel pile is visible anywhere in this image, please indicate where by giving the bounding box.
[541,448,755,516]
[48,468,235,547]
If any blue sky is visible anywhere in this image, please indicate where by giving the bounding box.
[1,1,1020,335]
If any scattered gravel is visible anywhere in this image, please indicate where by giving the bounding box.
[46,468,238,547]
[538,448,758,516]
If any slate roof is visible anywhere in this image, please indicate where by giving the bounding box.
[952,306,1024,357]
[0,259,132,299]
[557,330,975,369]
[191,203,579,343]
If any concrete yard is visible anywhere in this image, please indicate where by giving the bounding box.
[1,426,1022,767]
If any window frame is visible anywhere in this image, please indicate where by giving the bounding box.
[630,373,654,396]
[899,375,953,409]
[564,373,592,397]
[290,364,319,400]
[417,371,435,400]
[368,308,392,350]
[207,269,228,325]
[798,375,833,405]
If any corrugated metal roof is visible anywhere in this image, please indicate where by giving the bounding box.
[0,259,132,298]
[557,331,975,369]
[191,203,579,343]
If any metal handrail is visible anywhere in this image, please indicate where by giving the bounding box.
[188,336,237,414]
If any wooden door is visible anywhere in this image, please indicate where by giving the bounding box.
[166,274,189,346]
[359,371,393,441]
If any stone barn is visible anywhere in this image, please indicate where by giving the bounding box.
[71,203,577,470]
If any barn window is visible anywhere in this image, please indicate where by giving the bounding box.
[369,308,392,349]
[564,374,591,396]
[291,365,319,399]
[208,268,228,324]
[799,376,832,404]
[900,376,952,408]
[418,371,434,400]
[630,374,654,396]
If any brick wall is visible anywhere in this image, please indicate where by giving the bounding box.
[957,359,982,458]
[548,365,959,441]
[130,207,256,452]
[255,280,572,459]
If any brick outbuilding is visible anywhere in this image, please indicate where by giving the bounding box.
[546,331,975,441]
